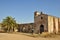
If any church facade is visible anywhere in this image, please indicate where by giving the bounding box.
[34,11,60,34]
[18,11,60,34]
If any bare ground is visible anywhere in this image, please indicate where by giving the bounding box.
[0,33,60,40]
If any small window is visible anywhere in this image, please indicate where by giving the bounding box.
[41,17,43,19]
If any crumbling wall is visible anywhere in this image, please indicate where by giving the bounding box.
[18,23,34,33]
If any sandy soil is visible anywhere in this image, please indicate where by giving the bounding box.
[0,33,60,40]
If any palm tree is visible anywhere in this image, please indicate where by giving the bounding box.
[2,16,18,32]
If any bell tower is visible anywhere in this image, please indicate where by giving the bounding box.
[34,11,40,17]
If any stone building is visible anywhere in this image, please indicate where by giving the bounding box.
[18,11,60,34]
[34,11,60,34]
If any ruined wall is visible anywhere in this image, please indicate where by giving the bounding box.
[18,23,34,33]
[48,16,54,33]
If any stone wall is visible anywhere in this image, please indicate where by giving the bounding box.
[18,23,34,33]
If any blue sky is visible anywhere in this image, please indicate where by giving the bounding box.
[0,0,60,24]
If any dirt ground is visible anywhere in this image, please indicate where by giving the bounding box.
[0,33,60,40]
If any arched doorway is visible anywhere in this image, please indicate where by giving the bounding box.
[40,24,44,34]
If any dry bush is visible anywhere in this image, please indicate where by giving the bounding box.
[40,32,56,38]
[40,32,49,37]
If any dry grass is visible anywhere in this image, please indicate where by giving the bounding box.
[40,32,56,38]
[8,32,58,38]
[0,32,60,40]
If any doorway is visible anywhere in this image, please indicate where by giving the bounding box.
[40,24,44,34]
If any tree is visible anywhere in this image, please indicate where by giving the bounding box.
[2,16,18,32]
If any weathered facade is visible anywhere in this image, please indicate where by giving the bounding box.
[18,11,60,34]
[34,11,60,34]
